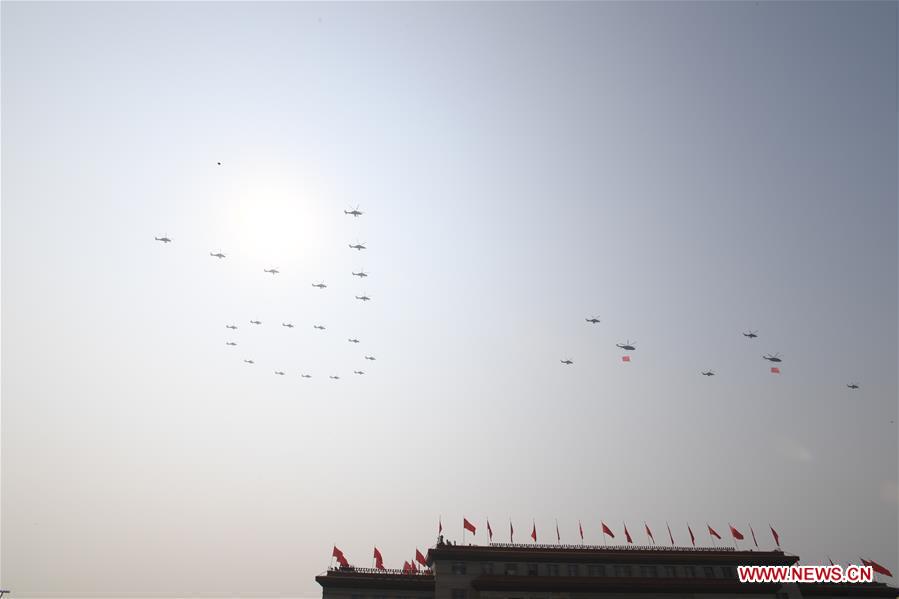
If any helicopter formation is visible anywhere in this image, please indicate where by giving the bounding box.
[155,191,376,380]
[562,322,860,389]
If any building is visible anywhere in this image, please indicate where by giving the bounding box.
[316,539,897,599]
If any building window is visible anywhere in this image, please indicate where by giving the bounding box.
[505,563,518,576]
[527,563,538,576]
[703,566,715,578]
[451,590,467,599]
[683,566,696,578]
[640,566,658,577]
[452,562,467,575]
[613,565,631,577]
[481,562,494,575]
[721,566,733,579]
[548,564,560,576]
[664,566,677,578]
[567,564,579,577]
[588,565,605,576]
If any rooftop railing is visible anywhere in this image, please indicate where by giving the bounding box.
[478,542,739,552]
[328,566,433,576]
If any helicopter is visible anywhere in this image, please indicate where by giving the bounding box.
[701,370,715,376]
[743,330,759,339]
[585,317,601,324]
[352,270,368,278]
[282,323,294,328]
[353,370,365,375]
[344,205,363,217]
[329,375,340,380]
[216,162,222,166]
[561,359,574,365]
[250,320,262,325]
[154,235,172,243]
[274,371,286,376]
[209,251,226,259]
[349,241,367,251]
[348,338,360,344]
[616,340,636,351]
[313,324,326,330]
[264,268,279,275]
[301,374,312,378]
[312,282,327,289]
[225,324,238,330]
[847,383,860,390]
[364,355,376,361]
[244,359,254,364]
[763,353,783,363]
[225,341,237,346]
[355,293,371,302]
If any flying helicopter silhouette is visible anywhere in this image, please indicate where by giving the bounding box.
[250,320,262,325]
[329,375,340,380]
[355,293,371,302]
[344,205,363,217]
[763,353,783,363]
[301,374,312,378]
[847,383,860,390]
[743,330,759,339]
[561,359,573,365]
[352,270,368,278]
[313,324,326,330]
[282,322,294,328]
[585,317,600,324]
[210,251,226,259]
[349,241,367,251]
[348,338,360,344]
[274,371,285,376]
[701,370,715,376]
[616,340,636,351]
[364,355,376,361]
[312,282,327,289]
[264,268,279,275]
[353,370,365,375]
[225,341,237,346]
[244,359,254,364]
[154,235,172,243]
[225,324,238,330]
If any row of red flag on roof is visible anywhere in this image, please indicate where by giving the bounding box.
[332,542,893,579]
[453,517,781,549]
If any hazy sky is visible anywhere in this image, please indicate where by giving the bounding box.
[2,1,897,597]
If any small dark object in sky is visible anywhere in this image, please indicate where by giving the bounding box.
[586,317,600,324]
[847,383,860,389]
[617,340,636,351]
[743,330,759,339]
[155,235,171,243]
[344,205,363,217]
[264,268,280,275]
[763,353,782,363]
[702,370,715,376]
[560,359,573,365]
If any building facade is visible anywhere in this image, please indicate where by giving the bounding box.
[316,540,897,599]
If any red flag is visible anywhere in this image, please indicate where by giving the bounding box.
[602,522,615,538]
[463,518,476,535]
[770,366,780,374]
[644,522,655,544]
[530,521,537,542]
[579,520,584,541]
[750,525,758,548]
[624,523,633,544]
[438,517,443,535]
[622,355,631,362]
[863,559,893,577]
[416,548,427,567]
[487,518,493,541]
[403,561,414,573]
[332,546,349,568]
[730,524,744,541]
[770,525,780,547]
[707,524,722,539]
[667,522,675,545]
[374,547,385,570]
[556,520,561,543]
[688,525,696,546]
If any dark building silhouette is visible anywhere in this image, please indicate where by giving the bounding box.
[317,540,897,599]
